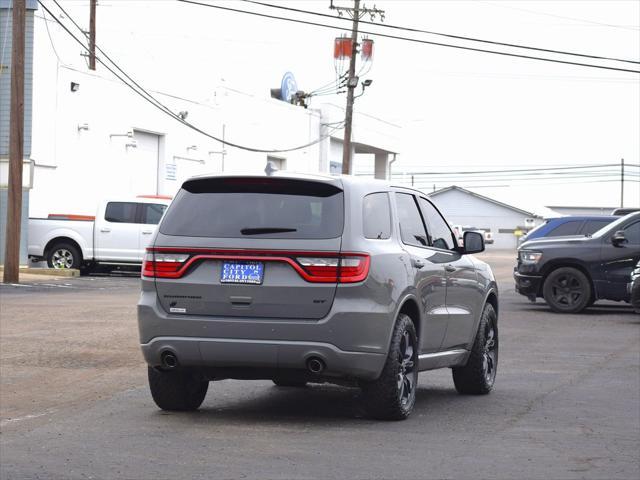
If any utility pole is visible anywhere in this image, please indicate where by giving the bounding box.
[341,0,360,175]
[3,0,25,284]
[331,0,384,175]
[620,158,624,208]
[89,0,97,70]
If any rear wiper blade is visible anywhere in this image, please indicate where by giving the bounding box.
[240,227,297,235]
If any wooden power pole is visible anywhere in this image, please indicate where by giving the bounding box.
[89,0,97,70]
[3,0,25,284]
[330,0,384,175]
[341,0,360,175]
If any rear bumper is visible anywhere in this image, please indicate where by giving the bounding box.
[514,269,542,298]
[137,290,391,380]
[141,336,385,380]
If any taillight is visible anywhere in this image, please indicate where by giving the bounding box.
[142,252,190,278]
[296,254,369,283]
[142,249,370,283]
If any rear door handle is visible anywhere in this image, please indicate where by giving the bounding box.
[100,228,111,233]
[141,230,153,235]
[412,259,425,269]
[445,265,457,273]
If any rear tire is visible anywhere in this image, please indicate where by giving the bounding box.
[272,379,307,388]
[542,267,592,313]
[361,313,418,421]
[452,303,498,395]
[46,242,82,269]
[147,367,208,411]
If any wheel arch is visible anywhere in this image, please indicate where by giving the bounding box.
[397,296,421,343]
[484,289,499,321]
[45,237,84,263]
[539,260,596,299]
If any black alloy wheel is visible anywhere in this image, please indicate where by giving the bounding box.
[361,313,418,420]
[398,329,416,408]
[543,267,592,313]
[452,303,498,395]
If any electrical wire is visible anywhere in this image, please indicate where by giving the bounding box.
[388,163,628,176]
[242,0,640,65]
[308,72,347,95]
[176,1,640,74]
[42,0,344,154]
[0,0,12,79]
[41,6,62,64]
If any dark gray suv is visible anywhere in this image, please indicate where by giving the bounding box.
[138,174,499,420]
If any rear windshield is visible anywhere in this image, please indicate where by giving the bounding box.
[160,177,344,239]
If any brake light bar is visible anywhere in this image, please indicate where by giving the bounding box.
[142,248,370,283]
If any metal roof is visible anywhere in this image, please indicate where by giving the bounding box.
[427,185,541,218]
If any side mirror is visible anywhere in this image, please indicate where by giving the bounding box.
[611,230,628,246]
[463,231,485,254]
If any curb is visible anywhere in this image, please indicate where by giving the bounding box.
[0,267,80,277]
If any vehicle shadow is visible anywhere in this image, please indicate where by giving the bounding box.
[516,302,637,317]
[150,383,461,424]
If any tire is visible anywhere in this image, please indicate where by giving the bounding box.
[272,379,307,388]
[361,313,418,421]
[46,242,82,269]
[542,267,592,313]
[147,367,208,411]
[452,303,498,395]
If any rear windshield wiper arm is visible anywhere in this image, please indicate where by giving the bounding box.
[240,227,298,235]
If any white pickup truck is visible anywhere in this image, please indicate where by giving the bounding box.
[28,197,171,270]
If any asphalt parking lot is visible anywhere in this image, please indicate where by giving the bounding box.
[1,251,638,480]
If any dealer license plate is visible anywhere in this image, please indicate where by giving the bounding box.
[220,261,264,285]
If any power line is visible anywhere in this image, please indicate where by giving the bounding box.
[387,163,629,176]
[42,0,343,154]
[242,0,640,65]
[403,178,640,190]
[176,0,640,74]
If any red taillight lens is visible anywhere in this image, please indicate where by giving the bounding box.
[142,252,190,278]
[296,254,369,283]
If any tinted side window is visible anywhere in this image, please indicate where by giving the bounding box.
[396,193,428,247]
[143,203,167,225]
[623,221,640,244]
[582,220,612,235]
[419,198,455,250]
[363,193,391,239]
[105,202,138,223]
[547,220,583,237]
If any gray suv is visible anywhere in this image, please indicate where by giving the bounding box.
[138,174,499,420]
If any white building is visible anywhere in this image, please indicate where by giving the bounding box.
[427,186,543,249]
[0,2,399,262]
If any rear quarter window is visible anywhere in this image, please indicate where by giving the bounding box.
[363,192,391,239]
[160,178,344,239]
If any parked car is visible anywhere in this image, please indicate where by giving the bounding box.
[514,212,640,313]
[28,196,171,270]
[612,207,639,216]
[138,174,499,420]
[518,215,619,246]
[451,224,494,245]
[630,261,640,313]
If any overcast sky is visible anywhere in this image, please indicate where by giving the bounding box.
[37,0,640,212]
